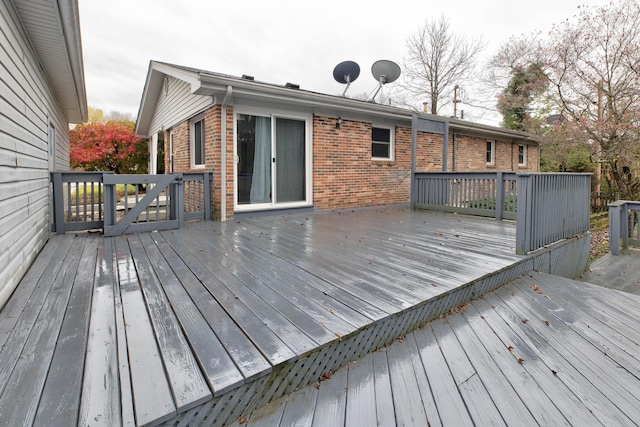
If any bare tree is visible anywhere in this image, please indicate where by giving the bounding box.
[490,0,640,198]
[401,14,485,115]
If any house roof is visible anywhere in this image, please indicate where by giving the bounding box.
[136,60,537,143]
[11,0,87,123]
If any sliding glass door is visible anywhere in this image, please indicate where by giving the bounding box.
[236,112,309,210]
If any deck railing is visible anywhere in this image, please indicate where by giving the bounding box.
[413,172,518,220]
[51,172,212,235]
[515,173,591,254]
[608,200,640,255]
[413,172,591,254]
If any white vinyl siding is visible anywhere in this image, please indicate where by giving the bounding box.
[148,77,213,136]
[0,1,70,309]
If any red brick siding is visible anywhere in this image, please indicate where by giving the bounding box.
[167,108,539,218]
[313,117,413,210]
[452,134,539,172]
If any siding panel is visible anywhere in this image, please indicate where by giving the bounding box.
[148,77,212,134]
[0,0,71,309]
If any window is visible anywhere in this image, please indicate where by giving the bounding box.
[48,122,56,171]
[372,126,393,160]
[518,144,527,166]
[191,114,205,167]
[486,140,495,165]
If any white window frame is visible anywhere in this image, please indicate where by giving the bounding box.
[372,125,394,161]
[190,113,205,169]
[518,144,527,166]
[233,105,313,212]
[486,140,495,166]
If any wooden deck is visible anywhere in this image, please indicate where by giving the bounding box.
[580,248,640,295]
[234,272,640,426]
[0,207,582,426]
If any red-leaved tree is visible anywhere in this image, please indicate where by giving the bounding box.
[70,121,147,173]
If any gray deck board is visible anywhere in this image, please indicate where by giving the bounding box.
[311,363,348,427]
[177,226,340,345]
[11,207,637,427]
[0,235,67,350]
[465,298,596,426]
[344,353,377,427]
[160,230,302,365]
[413,326,474,427]
[437,306,541,426]
[0,236,85,426]
[512,275,640,376]
[77,237,121,427]
[385,337,430,426]
[279,386,318,427]
[484,288,638,425]
[114,237,176,426]
[0,234,75,391]
[150,233,266,387]
[581,248,640,294]
[371,349,395,427]
[128,235,211,412]
[33,236,98,426]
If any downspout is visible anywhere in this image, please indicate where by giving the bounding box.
[220,85,233,221]
[442,121,449,171]
[452,132,457,171]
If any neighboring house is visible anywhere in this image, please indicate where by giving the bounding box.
[136,61,538,221]
[0,0,87,308]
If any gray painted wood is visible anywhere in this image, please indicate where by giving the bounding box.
[7,208,640,427]
[139,233,246,394]
[311,363,348,427]
[127,235,211,412]
[0,236,85,426]
[114,237,176,426]
[413,326,474,427]
[112,238,136,426]
[33,236,98,426]
[159,230,300,365]
[0,234,71,351]
[279,386,319,427]
[371,348,395,427]
[385,338,429,426]
[429,320,505,426]
[344,353,376,427]
[581,248,640,294]
[77,237,122,427]
[482,289,636,425]
[444,308,540,426]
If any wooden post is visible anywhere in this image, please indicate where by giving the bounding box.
[495,172,504,221]
[516,174,533,255]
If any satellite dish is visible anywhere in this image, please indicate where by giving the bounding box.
[368,60,401,102]
[333,61,360,96]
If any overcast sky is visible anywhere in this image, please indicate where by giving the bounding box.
[78,0,611,125]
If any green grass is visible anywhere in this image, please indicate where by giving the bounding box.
[468,195,517,211]
[71,183,137,200]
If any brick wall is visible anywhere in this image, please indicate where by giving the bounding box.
[166,108,539,218]
[313,117,414,210]
[452,133,539,172]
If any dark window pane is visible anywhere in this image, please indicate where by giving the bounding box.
[372,142,389,158]
[372,127,391,142]
[194,120,204,165]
